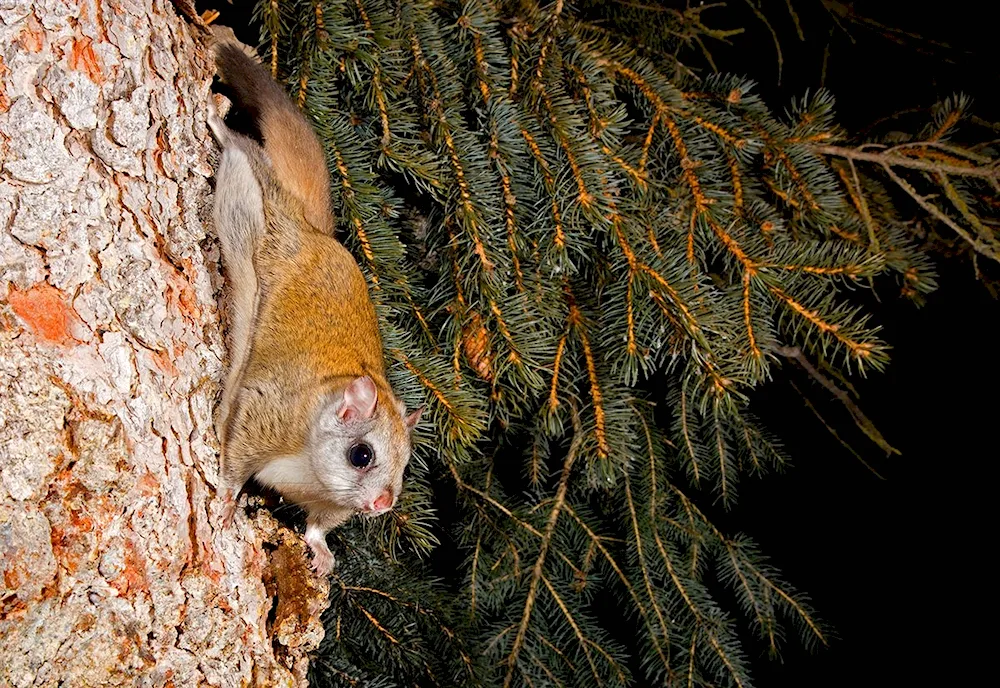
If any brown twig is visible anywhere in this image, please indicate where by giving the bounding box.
[812,144,1000,182]
[881,164,1000,262]
[776,345,898,458]
[847,158,879,251]
[814,143,1000,262]
[742,0,783,83]
[789,381,885,479]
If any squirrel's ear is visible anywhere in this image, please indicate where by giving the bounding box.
[338,376,377,423]
[404,406,424,431]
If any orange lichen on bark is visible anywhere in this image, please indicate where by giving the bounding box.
[109,539,151,599]
[136,471,160,497]
[18,14,45,52]
[69,36,104,84]
[7,284,83,345]
[0,57,9,113]
[269,530,329,651]
[47,471,109,576]
[166,270,202,321]
[151,349,179,377]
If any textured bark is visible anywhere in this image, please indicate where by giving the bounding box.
[0,1,328,686]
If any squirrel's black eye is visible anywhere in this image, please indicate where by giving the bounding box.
[348,443,374,469]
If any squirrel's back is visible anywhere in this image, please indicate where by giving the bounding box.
[248,229,384,384]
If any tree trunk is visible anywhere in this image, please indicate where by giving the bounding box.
[0,1,328,685]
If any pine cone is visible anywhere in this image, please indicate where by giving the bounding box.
[462,311,493,381]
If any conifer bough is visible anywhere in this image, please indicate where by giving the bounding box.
[241,1,998,686]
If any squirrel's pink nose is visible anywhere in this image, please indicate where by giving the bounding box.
[371,489,394,512]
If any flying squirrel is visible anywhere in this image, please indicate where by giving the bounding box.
[207,28,422,575]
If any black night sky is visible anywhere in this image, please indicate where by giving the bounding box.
[708,2,999,684]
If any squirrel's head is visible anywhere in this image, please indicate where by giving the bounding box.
[308,376,422,515]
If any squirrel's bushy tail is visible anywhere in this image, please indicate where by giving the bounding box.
[214,41,334,234]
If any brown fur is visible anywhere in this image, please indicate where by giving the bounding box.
[208,29,418,575]
[221,182,407,485]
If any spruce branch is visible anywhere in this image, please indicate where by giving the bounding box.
[237,2,998,685]
[564,500,673,670]
[503,413,584,687]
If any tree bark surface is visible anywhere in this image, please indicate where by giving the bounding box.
[0,1,328,686]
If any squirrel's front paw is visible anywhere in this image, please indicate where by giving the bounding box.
[305,527,335,576]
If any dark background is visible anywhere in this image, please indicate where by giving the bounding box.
[737,262,997,686]
[705,2,998,685]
